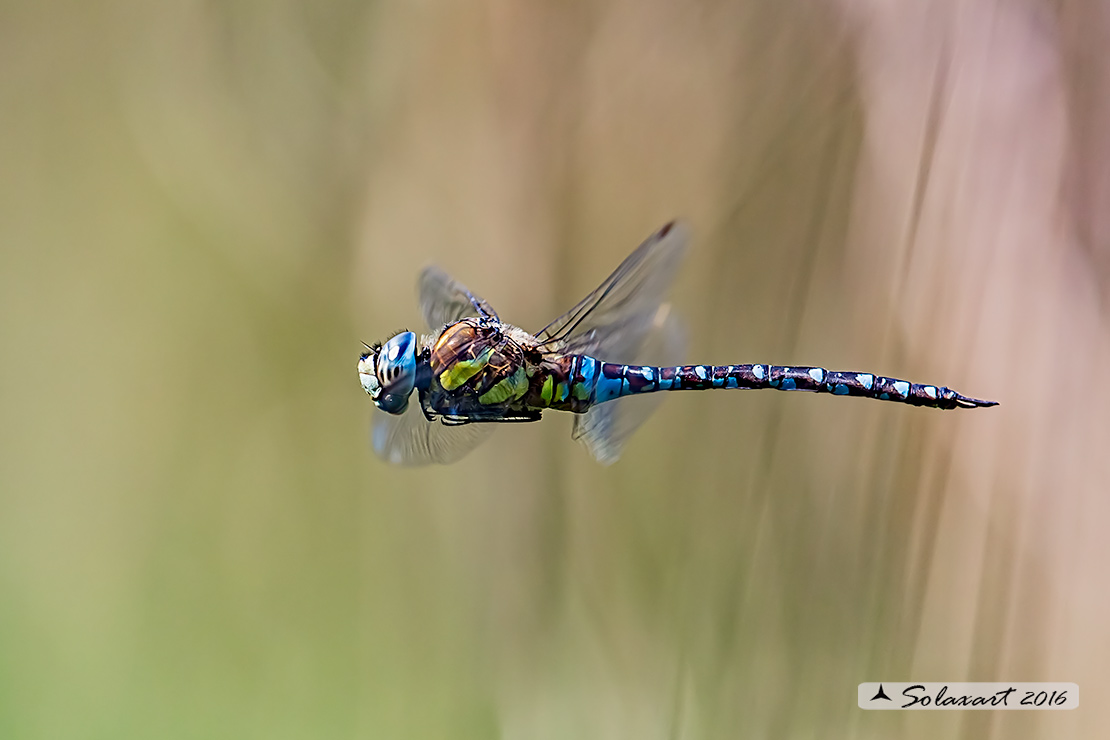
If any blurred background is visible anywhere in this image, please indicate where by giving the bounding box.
[2,1,1108,738]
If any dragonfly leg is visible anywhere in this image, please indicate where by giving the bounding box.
[414,389,440,423]
[441,409,542,425]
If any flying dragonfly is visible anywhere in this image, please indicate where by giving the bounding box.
[358,222,996,465]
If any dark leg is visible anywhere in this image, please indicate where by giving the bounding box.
[440,409,543,426]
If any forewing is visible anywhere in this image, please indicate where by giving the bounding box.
[371,400,494,466]
[536,221,689,363]
[419,266,498,332]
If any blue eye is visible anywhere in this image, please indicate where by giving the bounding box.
[377,331,417,397]
[375,393,409,415]
[370,331,418,414]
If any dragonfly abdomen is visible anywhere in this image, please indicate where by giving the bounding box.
[518,354,598,413]
[590,361,997,410]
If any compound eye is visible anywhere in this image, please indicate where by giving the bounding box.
[376,331,417,398]
[375,393,409,415]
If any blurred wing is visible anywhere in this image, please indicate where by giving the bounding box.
[536,220,691,465]
[572,305,686,465]
[372,400,494,466]
[419,266,498,332]
[536,221,689,362]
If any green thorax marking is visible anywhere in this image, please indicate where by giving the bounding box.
[478,366,529,405]
[439,346,493,391]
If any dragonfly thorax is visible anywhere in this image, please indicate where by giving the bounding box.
[359,330,420,415]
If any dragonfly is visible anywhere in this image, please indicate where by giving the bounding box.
[358,221,997,465]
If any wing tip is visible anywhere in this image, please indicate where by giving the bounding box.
[657,219,690,242]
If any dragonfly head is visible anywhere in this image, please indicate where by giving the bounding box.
[358,331,418,415]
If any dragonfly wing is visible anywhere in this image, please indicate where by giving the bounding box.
[571,305,686,464]
[536,221,688,362]
[419,266,499,332]
[537,221,689,464]
[371,399,494,466]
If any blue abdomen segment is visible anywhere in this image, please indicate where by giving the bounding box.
[586,360,997,410]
